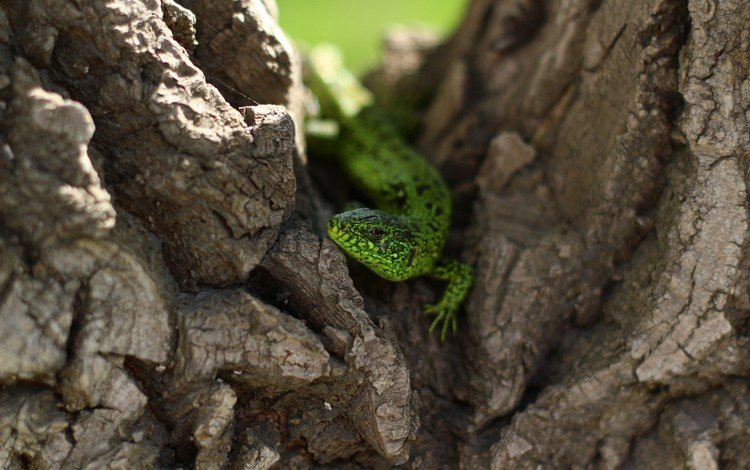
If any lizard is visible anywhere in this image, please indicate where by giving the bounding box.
[305,47,473,340]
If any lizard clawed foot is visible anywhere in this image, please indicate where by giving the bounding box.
[424,258,473,342]
[424,302,458,341]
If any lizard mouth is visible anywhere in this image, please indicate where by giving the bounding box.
[326,217,346,242]
[326,215,356,250]
[326,218,340,236]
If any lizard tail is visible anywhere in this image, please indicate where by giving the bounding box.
[303,44,372,121]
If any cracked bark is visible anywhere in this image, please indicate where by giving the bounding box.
[1,0,749,468]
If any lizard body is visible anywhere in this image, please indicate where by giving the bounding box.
[308,51,473,339]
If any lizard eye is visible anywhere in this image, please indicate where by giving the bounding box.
[370,228,385,239]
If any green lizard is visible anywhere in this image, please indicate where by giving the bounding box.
[306,47,473,340]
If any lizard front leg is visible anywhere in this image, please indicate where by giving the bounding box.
[424,258,474,340]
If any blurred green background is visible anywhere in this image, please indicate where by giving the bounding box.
[276,0,466,73]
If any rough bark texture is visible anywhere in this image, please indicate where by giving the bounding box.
[1,0,749,468]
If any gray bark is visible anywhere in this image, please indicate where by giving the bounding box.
[1,0,749,468]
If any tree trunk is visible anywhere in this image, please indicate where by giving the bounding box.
[1,0,749,468]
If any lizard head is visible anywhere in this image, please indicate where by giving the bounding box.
[327,208,419,282]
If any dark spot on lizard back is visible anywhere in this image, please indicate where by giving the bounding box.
[407,247,417,267]
[415,183,431,196]
[388,182,408,207]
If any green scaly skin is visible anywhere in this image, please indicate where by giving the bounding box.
[314,84,474,340]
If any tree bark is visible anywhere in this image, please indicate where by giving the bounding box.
[1,0,749,468]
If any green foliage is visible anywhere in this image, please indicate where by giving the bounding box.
[277,0,465,73]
